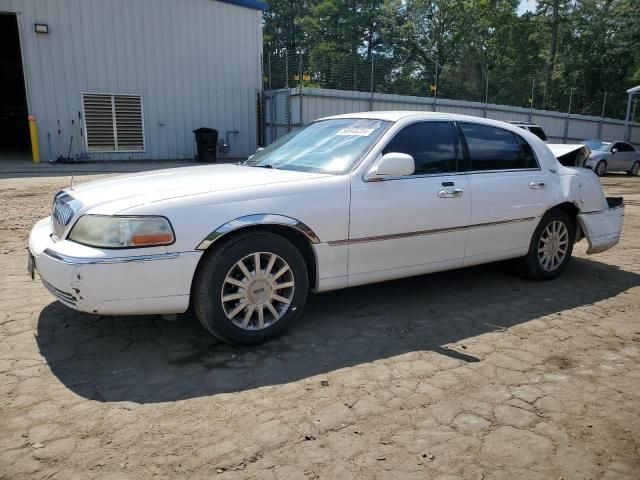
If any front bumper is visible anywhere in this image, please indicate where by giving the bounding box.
[28,217,202,315]
[577,197,625,254]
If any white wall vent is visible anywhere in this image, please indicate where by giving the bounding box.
[82,93,144,152]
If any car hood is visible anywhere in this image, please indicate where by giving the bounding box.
[67,164,330,212]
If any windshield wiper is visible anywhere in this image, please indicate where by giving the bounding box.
[255,164,273,169]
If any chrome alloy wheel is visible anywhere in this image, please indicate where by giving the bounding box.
[595,161,606,176]
[538,220,569,272]
[221,252,295,330]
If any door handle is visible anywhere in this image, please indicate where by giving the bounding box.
[529,181,546,189]
[437,188,464,198]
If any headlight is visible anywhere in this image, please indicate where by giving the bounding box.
[68,215,175,248]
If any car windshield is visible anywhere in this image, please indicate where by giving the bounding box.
[243,118,391,174]
[583,140,611,152]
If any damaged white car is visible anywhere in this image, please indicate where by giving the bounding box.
[29,112,624,344]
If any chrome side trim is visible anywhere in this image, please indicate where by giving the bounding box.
[196,214,321,250]
[328,217,536,246]
[43,249,180,265]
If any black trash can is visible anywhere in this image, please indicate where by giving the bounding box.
[193,127,218,162]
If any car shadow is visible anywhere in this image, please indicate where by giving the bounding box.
[36,256,640,403]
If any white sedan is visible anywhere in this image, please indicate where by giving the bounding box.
[29,112,625,344]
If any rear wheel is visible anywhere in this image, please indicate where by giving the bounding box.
[627,161,640,176]
[193,231,308,345]
[595,160,607,176]
[519,209,575,281]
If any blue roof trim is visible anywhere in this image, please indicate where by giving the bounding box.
[218,0,268,10]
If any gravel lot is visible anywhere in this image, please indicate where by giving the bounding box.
[1,169,639,480]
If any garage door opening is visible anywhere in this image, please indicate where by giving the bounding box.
[0,13,30,161]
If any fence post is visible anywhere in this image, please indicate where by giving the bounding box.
[285,49,291,133]
[483,73,489,118]
[598,92,607,139]
[268,50,273,143]
[369,53,374,111]
[298,53,304,127]
[563,87,574,144]
[529,80,535,122]
[432,62,438,112]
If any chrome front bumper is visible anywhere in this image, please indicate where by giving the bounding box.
[28,217,201,315]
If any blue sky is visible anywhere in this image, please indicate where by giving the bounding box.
[518,0,538,15]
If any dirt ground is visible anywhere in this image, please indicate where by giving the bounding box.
[1,168,639,480]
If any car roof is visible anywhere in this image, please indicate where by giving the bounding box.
[320,111,539,133]
[321,111,451,122]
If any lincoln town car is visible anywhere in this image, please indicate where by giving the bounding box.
[29,112,625,344]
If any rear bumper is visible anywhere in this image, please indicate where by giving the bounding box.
[577,197,624,254]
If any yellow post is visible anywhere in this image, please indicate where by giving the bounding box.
[28,115,40,163]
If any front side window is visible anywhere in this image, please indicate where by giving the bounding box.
[460,123,537,171]
[243,118,390,174]
[382,121,458,175]
[617,142,634,152]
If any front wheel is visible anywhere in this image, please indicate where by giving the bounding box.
[594,160,607,177]
[193,231,309,345]
[519,209,575,281]
[627,161,640,176]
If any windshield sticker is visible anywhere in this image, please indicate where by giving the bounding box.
[336,128,375,137]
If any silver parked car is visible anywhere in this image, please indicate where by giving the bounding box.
[583,140,640,176]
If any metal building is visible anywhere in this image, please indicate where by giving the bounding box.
[0,0,265,162]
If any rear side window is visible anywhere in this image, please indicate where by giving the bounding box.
[460,123,538,171]
[528,126,547,141]
[382,121,458,175]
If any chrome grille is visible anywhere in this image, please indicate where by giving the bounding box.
[51,192,82,239]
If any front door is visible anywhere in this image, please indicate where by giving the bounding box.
[610,142,635,171]
[458,122,554,264]
[347,121,471,286]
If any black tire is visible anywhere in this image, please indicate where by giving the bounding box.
[193,230,308,345]
[627,161,640,176]
[594,160,607,177]
[519,209,575,281]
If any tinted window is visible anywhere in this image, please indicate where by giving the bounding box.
[382,121,458,175]
[460,123,537,171]
[528,126,547,141]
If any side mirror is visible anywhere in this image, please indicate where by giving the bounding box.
[612,148,618,154]
[367,152,415,180]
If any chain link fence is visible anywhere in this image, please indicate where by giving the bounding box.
[262,50,637,124]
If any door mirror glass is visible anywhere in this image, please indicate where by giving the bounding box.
[369,152,415,179]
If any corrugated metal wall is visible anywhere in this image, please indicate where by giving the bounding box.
[265,87,640,146]
[0,0,262,160]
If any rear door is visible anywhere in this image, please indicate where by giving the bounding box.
[459,122,554,264]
